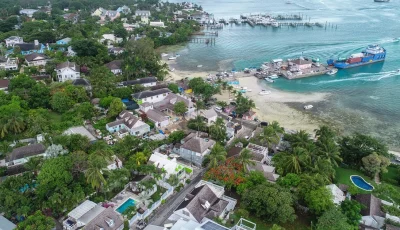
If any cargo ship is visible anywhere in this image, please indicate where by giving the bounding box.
[327,45,386,69]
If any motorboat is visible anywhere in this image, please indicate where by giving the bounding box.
[265,77,274,83]
[304,105,313,110]
[161,53,169,57]
[271,22,280,28]
[197,65,203,68]
[327,68,338,75]
[168,56,177,60]
[259,90,271,95]
[269,74,279,79]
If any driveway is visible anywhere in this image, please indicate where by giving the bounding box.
[147,168,206,226]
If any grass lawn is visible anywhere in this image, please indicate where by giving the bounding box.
[381,165,400,185]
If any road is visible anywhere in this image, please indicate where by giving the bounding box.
[148,168,206,226]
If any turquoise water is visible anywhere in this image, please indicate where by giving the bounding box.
[169,0,400,149]
[116,198,136,214]
[350,175,374,191]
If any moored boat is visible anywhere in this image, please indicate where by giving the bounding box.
[327,45,386,69]
[265,77,274,83]
[259,90,271,95]
[304,105,313,110]
[168,56,177,60]
[327,68,338,75]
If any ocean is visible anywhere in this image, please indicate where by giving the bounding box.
[168,0,400,149]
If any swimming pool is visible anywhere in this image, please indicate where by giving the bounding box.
[350,175,374,191]
[116,198,136,214]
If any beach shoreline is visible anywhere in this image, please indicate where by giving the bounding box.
[163,61,333,134]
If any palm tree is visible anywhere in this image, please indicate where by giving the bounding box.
[167,174,180,187]
[237,149,255,172]
[276,147,310,175]
[259,126,280,150]
[196,101,205,116]
[316,139,342,167]
[227,85,234,99]
[130,152,148,166]
[289,130,312,149]
[85,155,107,191]
[204,143,227,168]
[7,116,26,134]
[24,156,44,176]
[221,81,228,91]
[0,141,11,157]
[314,125,336,140]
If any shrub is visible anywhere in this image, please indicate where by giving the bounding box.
[186,179,191,184]
[161,199,166,204]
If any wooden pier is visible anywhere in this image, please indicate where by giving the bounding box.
[188,37,216,45]
[192,31,219,36]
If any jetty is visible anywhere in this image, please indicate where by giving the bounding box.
[255,57,332,80]
[188,37,216,45]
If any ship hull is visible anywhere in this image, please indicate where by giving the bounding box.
[333,59,385,69]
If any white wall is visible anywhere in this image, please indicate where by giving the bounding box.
[57,68,80,82]
[141,93,169,103]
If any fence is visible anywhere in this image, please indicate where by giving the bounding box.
[129,181,174,225]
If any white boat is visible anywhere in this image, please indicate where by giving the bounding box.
[265,77,274,83]
[197,65,203,68]
[168,56,177,60]
[271,22,280,28]
[259,90,271,95]
[327,68,338,75]
[269,74,279,79]
[304,105,313,110]
[161,53,169,57]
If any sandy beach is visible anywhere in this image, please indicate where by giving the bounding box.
[163,61,330,133]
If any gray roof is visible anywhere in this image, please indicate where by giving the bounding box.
[15,43,42,52]
[107,110,147,129]
[152,93,191,110]
[146,109,168,123]
[175,184,226,222]
[56,61,80,72]
[84,207,123,230]
[105,60,123,70]
[0,216,16,230]
[64,126,96,142]
[132,88,171,100]
[0,56,7,62]
[25,53,48,62]
[354,194,385,217]
[181,136,215,154]
[121,77,157,86]
[200,109,217,119]
[0,79,10,89]
[78,205,105,225]
[6,144,46,162]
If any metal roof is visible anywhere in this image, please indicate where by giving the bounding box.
[68,200,97,220]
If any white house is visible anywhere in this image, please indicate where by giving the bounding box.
[107,155,123,170]
[0,144,46,168]
[100,34,123,48]
[5,36,23,47]
[150,21,165,27]
[25,53,49,67]
[19,9,38,17]
[105,60,123,75]
[0,57,18,70]
[145,108,170,128]
[123,23,139,31]
[135,10,151,18]
[106,110,150,137]
[132,88,171,104]
[199,109,218,125]
[326,184,345,204]
[56,61,80,82]
[172,180,236,223]
[148,151,192,180]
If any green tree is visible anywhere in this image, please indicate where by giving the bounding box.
[50,91,74,113]
[167,174,180,187]
[304,186,334,215]
[316,138,342,168]
[285,130,312,149]
[24,156,44,175]
[236,171,266,195]
[167,130,186,144]
[273,147,310,175]
[362,153,390,179]
[277,173,301,188]
[187,116,207,131]
[89,66,117,98]
[209,117,227,143]
[340,199,363,228]
[258,121,284,150]
[112,87,133,99]
[242,183,296,223]
[237,148,255,172]
[17,210,55,230]
[168,83,180,93]
[173,101,188,118]
[204,143,227,168]
[105,168,130,192]
[315,207,352,230]
[65,85,89,103]
[85,154,107,191]
[108,98,124,118]
[235,93,255,116]
[340,133,388,168]
[99,96,117,108]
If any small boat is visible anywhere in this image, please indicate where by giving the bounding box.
[271,22,280,28]
[327,68,338,75]
[304,105,313,110]
[269,74,279,79]
[394,38,400,42]
[161,53,169,57]
[168,56,177,60]
[197,65,203,68]
[259,90,271,95]
[265,77,274,83]
[397,69,400,73]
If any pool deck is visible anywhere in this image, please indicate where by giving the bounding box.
[111,190,142,211]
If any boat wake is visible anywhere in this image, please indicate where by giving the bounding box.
[311,70,400,85]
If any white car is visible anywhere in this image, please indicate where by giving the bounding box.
[214,107,222,112]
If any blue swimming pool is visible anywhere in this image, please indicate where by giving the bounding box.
[350,175,374,191]
[116,198,136,214]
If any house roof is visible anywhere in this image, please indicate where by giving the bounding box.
[72,78,90,86]
[152,92,191,110]
[149,152,181,176]
[14,43,42,52]
[105,60,123,70]
[175,184,225,222]
[121,77,157,86]
[6,144,46,162]
[107,110,148,130]
[0,216,16,230]
[56,61,79,72]
[84,207,123,230]
[132,88,171,100]
[354,194,385,217]
[246,143,267,162]
[0,79,10,89]
[227,146,243,158]
[326,184,345,204]
[200,109,217,119]
[68,200,97,220]
[78,204,105,224]
[247,162,280,182]
[146,109,168,123]
[0,56,7,62]
[64,126,96,142]
[181,136,215,154]
[6,36,22,40]
[25,53,47,62]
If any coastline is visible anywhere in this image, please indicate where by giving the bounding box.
[163,61,332,134]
